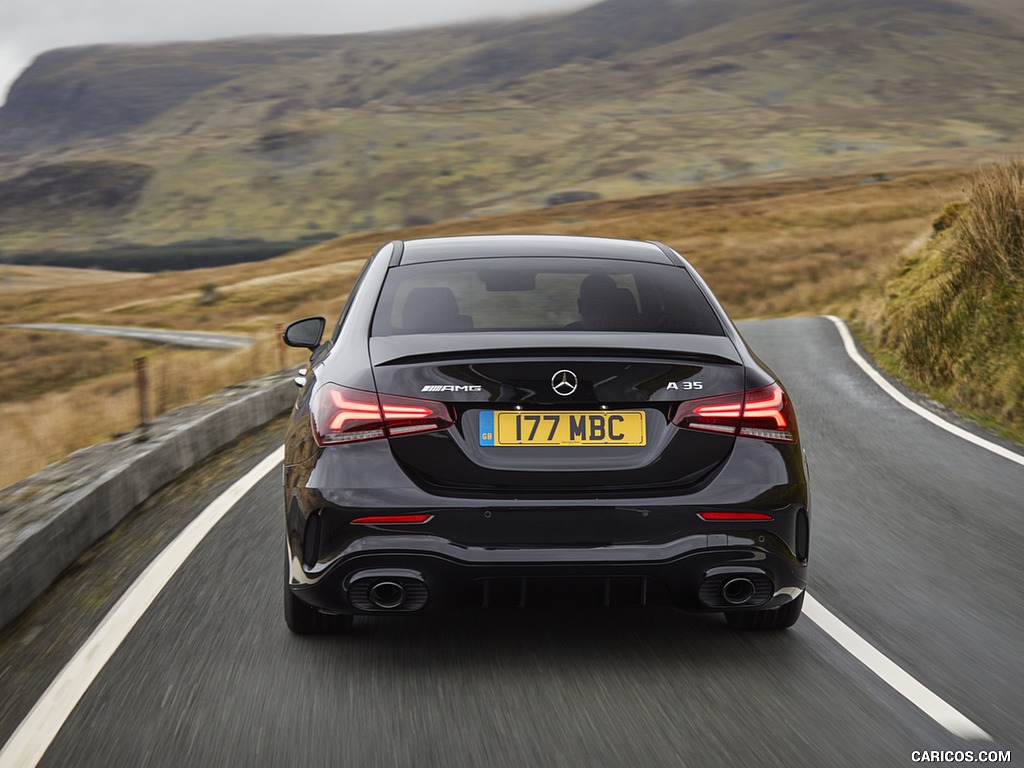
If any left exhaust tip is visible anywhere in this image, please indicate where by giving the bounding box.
[368,581,407,609]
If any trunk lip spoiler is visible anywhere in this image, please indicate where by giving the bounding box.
[368,333,743,367]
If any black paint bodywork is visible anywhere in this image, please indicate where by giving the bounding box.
[283,236,809,620]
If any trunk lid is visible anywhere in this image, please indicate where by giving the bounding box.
[367,333,745,495]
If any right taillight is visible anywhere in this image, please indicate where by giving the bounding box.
[311,384,453,446]
[672,383,797,443]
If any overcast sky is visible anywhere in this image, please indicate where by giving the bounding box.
[0,0,590,104]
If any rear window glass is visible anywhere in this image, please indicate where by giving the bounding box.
[371,257,724,336]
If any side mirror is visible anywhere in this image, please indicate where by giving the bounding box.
[283,317,326,350]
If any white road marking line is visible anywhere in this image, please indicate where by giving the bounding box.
[819,315,1001,739]
[804,594,991,740]
[825,315,1024,467]
[0,447,284,768]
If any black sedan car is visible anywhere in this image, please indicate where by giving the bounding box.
[282,235,809,633]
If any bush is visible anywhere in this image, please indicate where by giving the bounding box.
[198,283,222,305]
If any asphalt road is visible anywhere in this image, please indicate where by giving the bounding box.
[2,316,1021,767]
[10,323,252,350]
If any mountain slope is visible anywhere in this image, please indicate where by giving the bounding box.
[1,0,1023,253]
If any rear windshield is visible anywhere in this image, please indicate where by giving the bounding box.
[371,257,725,336]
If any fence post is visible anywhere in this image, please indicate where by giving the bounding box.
[275,323,286,371]
[134,357,149,440]
[155,357,167,416]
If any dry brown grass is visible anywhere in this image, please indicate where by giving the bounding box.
[955,161,1024,280]
[0,265,146,293]
[0,332,303,487]
[0,329,151,400]
[0,167,975,488]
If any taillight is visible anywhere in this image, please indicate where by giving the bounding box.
[312,384,453,446]
[738,384,796,441]
[672,383,796,443]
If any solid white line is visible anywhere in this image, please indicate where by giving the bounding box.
[803,594,991,740]
[825,315,1024,467]
[0,447,284,768]
[818,315,1001,739]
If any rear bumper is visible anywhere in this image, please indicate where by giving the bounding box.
[289,532,807,615]
[285,434,810,617]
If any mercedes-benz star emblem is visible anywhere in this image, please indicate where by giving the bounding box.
[551,369,578,397]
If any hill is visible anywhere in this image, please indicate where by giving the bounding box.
[1,0,1023,253]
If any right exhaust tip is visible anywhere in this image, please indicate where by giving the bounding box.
[721,577,756,606]
[368,581,407,609]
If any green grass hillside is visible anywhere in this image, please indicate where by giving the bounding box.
[866,161,1024,439]
[2,0,1024,253]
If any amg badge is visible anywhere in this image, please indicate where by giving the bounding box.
[422,385,483,392]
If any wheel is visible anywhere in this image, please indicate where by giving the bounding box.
[725,591,804,631]
[284,553,353,634]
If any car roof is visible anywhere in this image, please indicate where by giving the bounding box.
[397,235,675,265]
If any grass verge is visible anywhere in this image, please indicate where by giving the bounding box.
[854,161,1024,444]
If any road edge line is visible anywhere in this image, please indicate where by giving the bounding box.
[0,447,284,768]
[819,315,998,739]
[825,315,1024,467]
[803,594,991,740]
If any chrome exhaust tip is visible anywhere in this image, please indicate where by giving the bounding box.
[721,577,756,606]
[368,581,407,609]
[347,568,428,612]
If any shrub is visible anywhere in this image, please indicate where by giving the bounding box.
[198,283,222,305]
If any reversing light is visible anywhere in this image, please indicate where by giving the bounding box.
[350,514,433,525]
[312,384,453,446]
[698,512,775,521]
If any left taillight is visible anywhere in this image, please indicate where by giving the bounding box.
[311,384,454,446]
[672,383,797,443]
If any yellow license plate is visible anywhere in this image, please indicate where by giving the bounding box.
[479,411,646,446]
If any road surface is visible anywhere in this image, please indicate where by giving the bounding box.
[1,317,1020,767]
[10,323,252,350]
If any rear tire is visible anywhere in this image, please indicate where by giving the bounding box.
[284,553,354,634]
[725,591,804,631]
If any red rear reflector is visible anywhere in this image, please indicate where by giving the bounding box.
[350,514,433,525]
[312,384,453,446]
[698,512,774,521]
[672,383,796,443]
